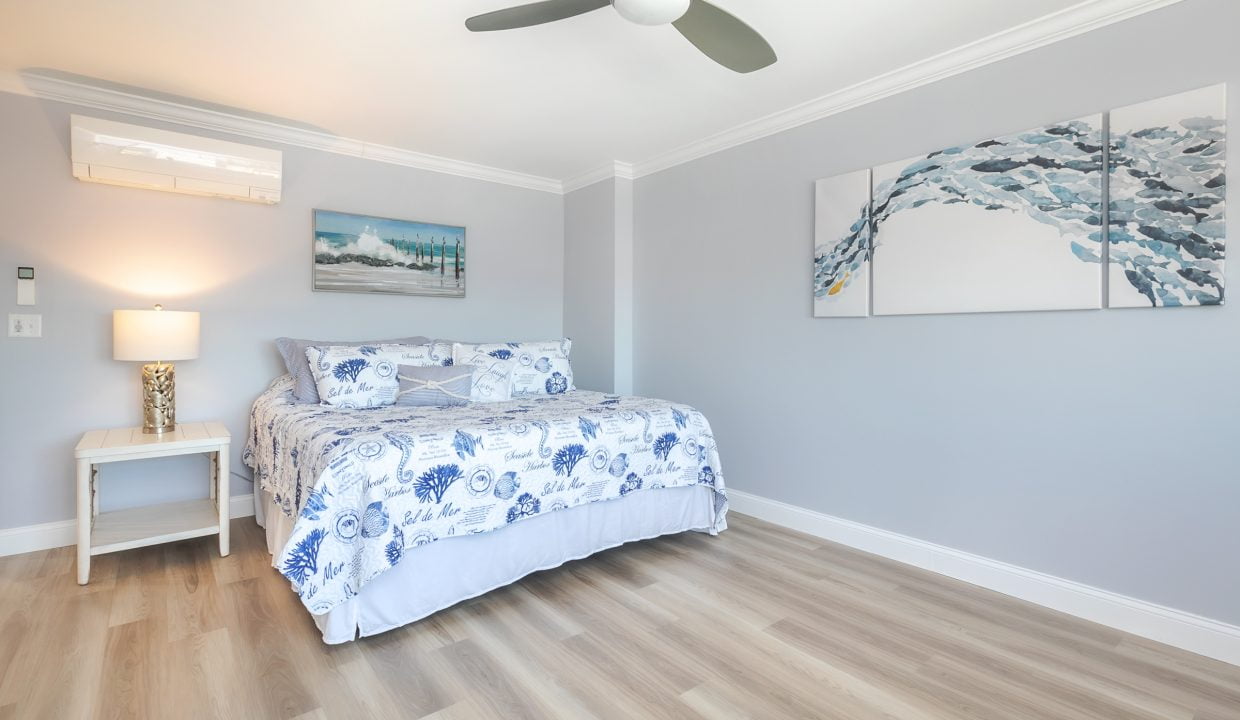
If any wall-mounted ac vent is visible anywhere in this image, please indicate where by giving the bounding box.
[70,115,282,204]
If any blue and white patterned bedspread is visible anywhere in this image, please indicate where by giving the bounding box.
[243,376,727,614]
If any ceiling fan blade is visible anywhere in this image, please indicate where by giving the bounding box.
[671,0,776,73]
[466,0,610,31]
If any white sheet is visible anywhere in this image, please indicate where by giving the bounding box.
[258,484,716,644]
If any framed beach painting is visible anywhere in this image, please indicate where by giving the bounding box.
[313,209,466,297]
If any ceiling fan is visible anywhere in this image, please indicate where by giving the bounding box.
[465,0,776,74]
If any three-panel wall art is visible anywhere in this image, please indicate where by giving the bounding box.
[813,84,1227,317]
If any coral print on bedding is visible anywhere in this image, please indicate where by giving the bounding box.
[305,343,438,408]
[453,339,574,395]
[244,376,727,615]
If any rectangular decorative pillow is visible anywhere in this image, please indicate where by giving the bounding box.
[305,343,438,408]
[452,339,574,395]
[451,352,515,402]
[395,364,473,407]
[276,335,428,404]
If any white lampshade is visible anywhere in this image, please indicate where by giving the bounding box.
[113,307,200,361]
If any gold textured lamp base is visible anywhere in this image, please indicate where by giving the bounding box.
[141,362,177,434]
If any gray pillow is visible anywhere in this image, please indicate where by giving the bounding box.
[276,336,429,404]
[395,364,473,407]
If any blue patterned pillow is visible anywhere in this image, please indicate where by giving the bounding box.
[395,365,473,407]
[452,339,573,395]
[276,335,428,404]
[306,344,438,408]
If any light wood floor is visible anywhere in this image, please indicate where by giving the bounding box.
[1,514,1237,719]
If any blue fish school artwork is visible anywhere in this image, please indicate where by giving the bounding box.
[813,168,872,317]
[1108,85,1226,308]
[313,209,466,297]
[812,84,1226,316]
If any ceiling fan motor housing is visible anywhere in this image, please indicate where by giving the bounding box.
[612,0,691,25]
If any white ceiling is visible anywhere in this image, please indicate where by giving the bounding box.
[0,0,1172,185]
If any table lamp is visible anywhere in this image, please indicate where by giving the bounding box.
[113,305,200,434]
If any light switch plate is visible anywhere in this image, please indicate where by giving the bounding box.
[8,314,41,338]
[17,278,35,306]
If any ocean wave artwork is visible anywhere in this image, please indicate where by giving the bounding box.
[313,209,466,297]
[812,83,1226,316]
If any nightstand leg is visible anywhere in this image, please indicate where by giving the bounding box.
[218,446,230,556]
[76,459,91,585]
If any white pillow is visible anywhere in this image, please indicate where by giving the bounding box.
[451,352,515,402]
[453,339,573,395]
[306,343,438,408]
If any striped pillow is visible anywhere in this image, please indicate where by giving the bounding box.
[395,365,474,407]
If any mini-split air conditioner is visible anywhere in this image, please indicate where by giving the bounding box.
[70,114,282,204]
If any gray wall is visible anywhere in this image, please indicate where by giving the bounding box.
[613,178,634,395]
[633,0,1240,625]
[0,91,564,527]
[563,176,635,394]
[563,179,616,392]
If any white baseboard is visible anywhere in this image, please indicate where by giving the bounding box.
[0,494,255,558]
[728,489,1240,667]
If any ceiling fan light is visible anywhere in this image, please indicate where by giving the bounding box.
[612,0,691,25]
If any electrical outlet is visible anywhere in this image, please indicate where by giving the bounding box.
[8,314,41,338]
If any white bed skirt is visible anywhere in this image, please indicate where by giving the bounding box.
[256,485,718,644]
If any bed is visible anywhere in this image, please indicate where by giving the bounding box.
[243,375,727,643]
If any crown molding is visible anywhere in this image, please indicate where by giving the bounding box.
[2,0,1181,193]
[562,160,636,193]
[7,71,564,194]
[562,163,617,193]
[629,0,1184,179]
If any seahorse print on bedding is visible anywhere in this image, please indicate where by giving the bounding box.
[532,420,552,458]
[383,431,416,483]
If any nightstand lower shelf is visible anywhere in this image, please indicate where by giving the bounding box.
[90,498,223,556]
[75,422,230,584]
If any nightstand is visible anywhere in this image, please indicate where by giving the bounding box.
[73,421,230,584]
